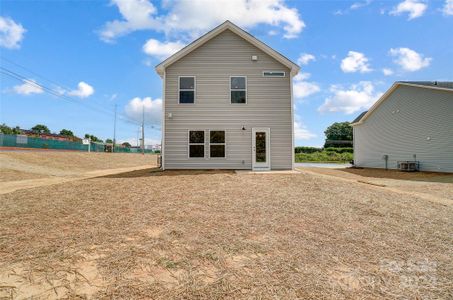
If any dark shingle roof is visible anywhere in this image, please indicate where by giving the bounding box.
[398,81,453,90]
[352,111,368,123]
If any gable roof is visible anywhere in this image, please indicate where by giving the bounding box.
[352,81,453,126]
[352,111,368,123]
[397,81,453,90]
[155,21,300,77]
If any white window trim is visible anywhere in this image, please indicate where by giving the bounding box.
[178,76,196,104]
[208,130,226,159]
[262,70,286,77]
[187,129,205,158]
[230,76,247,104]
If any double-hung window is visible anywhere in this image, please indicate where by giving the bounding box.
[179,76,195,103]
[230,76,246,104]
[188,130,204,158]
[209,131,225,158]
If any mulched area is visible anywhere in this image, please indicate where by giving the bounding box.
[1,169,452,299]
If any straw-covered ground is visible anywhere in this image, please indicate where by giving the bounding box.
[0,151,157,182]
[1,167,452,299]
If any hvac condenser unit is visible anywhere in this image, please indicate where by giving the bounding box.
[397,161,420,172]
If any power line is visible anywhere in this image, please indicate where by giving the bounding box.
[1,67,116,117]
[1,56,122,115]
[0,59,163,131]
[0,65,145,127]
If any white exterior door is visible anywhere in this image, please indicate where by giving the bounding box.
[252,128,270,170]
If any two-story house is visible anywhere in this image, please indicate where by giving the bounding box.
[155,21,300,170]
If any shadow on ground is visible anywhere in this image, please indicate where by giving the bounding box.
[99,168,235,178]
[338,168,453,183]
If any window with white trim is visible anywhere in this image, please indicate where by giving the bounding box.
[189,130,204,157]
[179,77,195,103]
[230,76,246,104]
[209,130,225,158]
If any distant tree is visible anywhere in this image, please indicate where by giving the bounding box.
[59,129,74,136]
[0,124,22,135]
[324,122,353,148]
[84,133,103,143]
[122,142,132,148]
[105,138,113,144]
[32,124,50,134]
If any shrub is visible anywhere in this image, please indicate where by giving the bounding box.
[295,146,323,154]
[324,147,353,154]
[295,151,353,163]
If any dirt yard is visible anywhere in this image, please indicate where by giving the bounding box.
[0,151,157,182]
[0,154,452,299]
[299,167,453,203]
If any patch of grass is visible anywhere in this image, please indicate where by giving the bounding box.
[157,257,180,269]
[295,151,353,163]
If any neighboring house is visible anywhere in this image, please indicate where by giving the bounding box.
[352,81,453,173]
[155,21,300,170]
[149,144,161,152]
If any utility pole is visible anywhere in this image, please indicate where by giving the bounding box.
[142,105,145,155]
[113,103,117,153]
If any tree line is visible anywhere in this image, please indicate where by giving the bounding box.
[0,123,114,145]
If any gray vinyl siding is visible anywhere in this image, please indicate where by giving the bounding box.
[164,29,292,169]
[353,85,453,172]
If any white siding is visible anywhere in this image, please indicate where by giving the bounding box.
[163,30,292,169]
[354,85,453,172]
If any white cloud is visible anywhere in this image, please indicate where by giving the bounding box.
[389,47,431,72]
[443,0,453,15]
[124,97,162,125]
[390,0,427,20]
[68,81,95,98]
[350,0,373,10]
[99,0,160,42]
[293,72,320,100]
[100,0,305,42]
[0,16,26,49]
[297,53,316,65]
[318,81,382,114]
[142,39,185,60]
[268,29,278,36]
[340,51,372,73]
[294,72,311,81]
[294,119,316,140]
[334,0,372,15]
[13,79,43,95]
[382,68,394,76]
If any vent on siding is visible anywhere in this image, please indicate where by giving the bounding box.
[263,71,285,77]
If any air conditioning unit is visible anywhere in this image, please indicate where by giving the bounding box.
[397,161,419,172]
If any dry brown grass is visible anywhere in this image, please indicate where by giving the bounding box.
[0,152,157,182]
[1,169,452,299]
[301,167,453,201]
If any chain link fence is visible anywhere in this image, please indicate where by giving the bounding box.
[0,133,155,153]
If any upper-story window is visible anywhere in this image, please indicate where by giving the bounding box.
[179,76,195,104]
[230,76,247,104]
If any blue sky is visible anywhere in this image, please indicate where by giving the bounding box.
[1,0,452,147]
